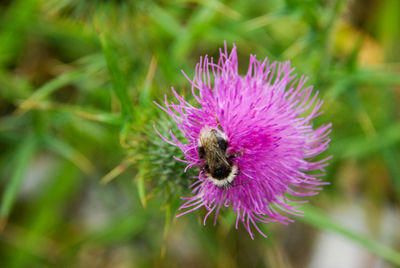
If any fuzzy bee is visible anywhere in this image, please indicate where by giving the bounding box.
[198,127,241,187]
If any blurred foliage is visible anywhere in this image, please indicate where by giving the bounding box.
[0,0,400,267]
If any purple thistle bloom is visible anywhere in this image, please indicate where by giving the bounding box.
[155,43,331,239]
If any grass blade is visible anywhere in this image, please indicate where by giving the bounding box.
[98,31,136,122]
[44,135,94,175]
[0,133,36,229]
[0,0,37,67]
[17,71,84,115]
[100,159,134,184]
[300,205,400,266]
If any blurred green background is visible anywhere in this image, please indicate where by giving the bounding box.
[0,0,400,267]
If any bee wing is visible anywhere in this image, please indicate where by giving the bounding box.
[214,147,230,166]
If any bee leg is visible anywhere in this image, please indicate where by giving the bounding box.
[232,178,250,187]
[214,114,223,130]
[224,182,233,189]
[236,168,241,176]
[228,150,243,160]
[200,164,209,174]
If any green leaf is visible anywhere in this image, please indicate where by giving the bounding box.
[136,172,147,208]
[161,203,171,258]
[139,56,157,109]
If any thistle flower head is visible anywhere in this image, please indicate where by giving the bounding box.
[155,43,331,239]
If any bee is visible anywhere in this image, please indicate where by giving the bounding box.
[198,127,241,187]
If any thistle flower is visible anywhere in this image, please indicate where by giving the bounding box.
[155,43,331,239]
